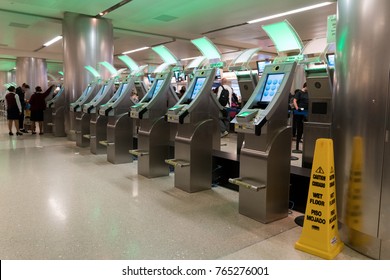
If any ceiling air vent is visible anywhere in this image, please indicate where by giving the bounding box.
[9,22,29,28]
[153,15,178,22]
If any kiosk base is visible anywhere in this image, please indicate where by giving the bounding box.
[106,114,134,164]
[75,113,90,147]
[170,120,213,193]
[136,117,171,178]
[90,114,107,155]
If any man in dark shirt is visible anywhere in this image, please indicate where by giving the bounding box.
[15,83,30,133]
[293,82,309,152]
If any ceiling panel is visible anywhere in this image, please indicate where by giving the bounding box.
[0,0,337,75]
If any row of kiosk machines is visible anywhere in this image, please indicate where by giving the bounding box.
[71,74,148,164]
[64,32,305,225]
[67,60,298,224]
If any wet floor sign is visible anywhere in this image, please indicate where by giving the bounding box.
[295,138,344,259]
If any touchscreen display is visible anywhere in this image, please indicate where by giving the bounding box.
[78,86,91,102]
[327,54,335,67]
[149,79,164,99]
[260,73,285,103]
[111,83,128,102]
[190,77,206,99]
[92,84,106,102]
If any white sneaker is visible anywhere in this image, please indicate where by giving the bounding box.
[221,131,229,138]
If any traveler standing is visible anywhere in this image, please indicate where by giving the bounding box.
[216,78,233,137]
[4,86,22,136]
[15,83,30,133]
[293,82,309,151]
[29,85,54,135]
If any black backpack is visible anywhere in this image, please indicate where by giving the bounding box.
[218,86,229,106]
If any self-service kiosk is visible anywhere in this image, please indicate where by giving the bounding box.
[75,78,114,148]
[45,85,66,136]
[98,77,136,164]
[166,67,223,192]
[129,67,179,177]
[164,37,224,192]
[229,62,297,223]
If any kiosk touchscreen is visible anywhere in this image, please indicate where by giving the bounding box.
[47,86,65,108]
[98,80,132,116]
[129,72,171,120]
[166,70,213,124]
[82,79,113,114]
[70,83,98,112]
[234,64,293,136]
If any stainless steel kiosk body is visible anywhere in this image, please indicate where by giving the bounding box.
[76,78,114,149]
[46,86,66,136]
[299,39,334,168]
[98,77,136,164]
[130,69,179,177]
[229,62,296,223]
[166,67,222,192]
[302,66,333,168]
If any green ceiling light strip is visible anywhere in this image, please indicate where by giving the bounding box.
[99,61,118,76]
[118,55,139,72]
[191,37,221,61]
[262,20,303,54]
[84,65,100,78]
[152,45,179,65]
[58,71,64,76]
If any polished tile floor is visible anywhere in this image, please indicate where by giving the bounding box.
[0,118,369,260]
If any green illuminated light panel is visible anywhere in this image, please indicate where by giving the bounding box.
[239,111,253,117]
[99,61,117,75]
[152,45,178,65]
[58,71,64,76]
[262,20,303,53]
[84,66,100,78]
[191,37,221,61]
[118,55,139,71]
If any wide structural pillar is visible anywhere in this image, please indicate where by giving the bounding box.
[334,0,390,259]
[63,12,113,140]
[15,57,47,90]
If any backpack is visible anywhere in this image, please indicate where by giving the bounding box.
[218,86,230,106]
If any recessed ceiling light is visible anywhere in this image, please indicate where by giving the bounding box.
[43,36,63,47]
[122,46,150,54]
[247,2,334,24]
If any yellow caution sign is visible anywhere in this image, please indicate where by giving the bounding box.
[345,136,365,246]
[295,138,344,259]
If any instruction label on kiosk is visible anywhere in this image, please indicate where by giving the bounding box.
[295,138,344,259]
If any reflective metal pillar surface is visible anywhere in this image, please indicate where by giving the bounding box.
[15,57,47,89]
[63,12,113,139]
[334,0,390,259]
